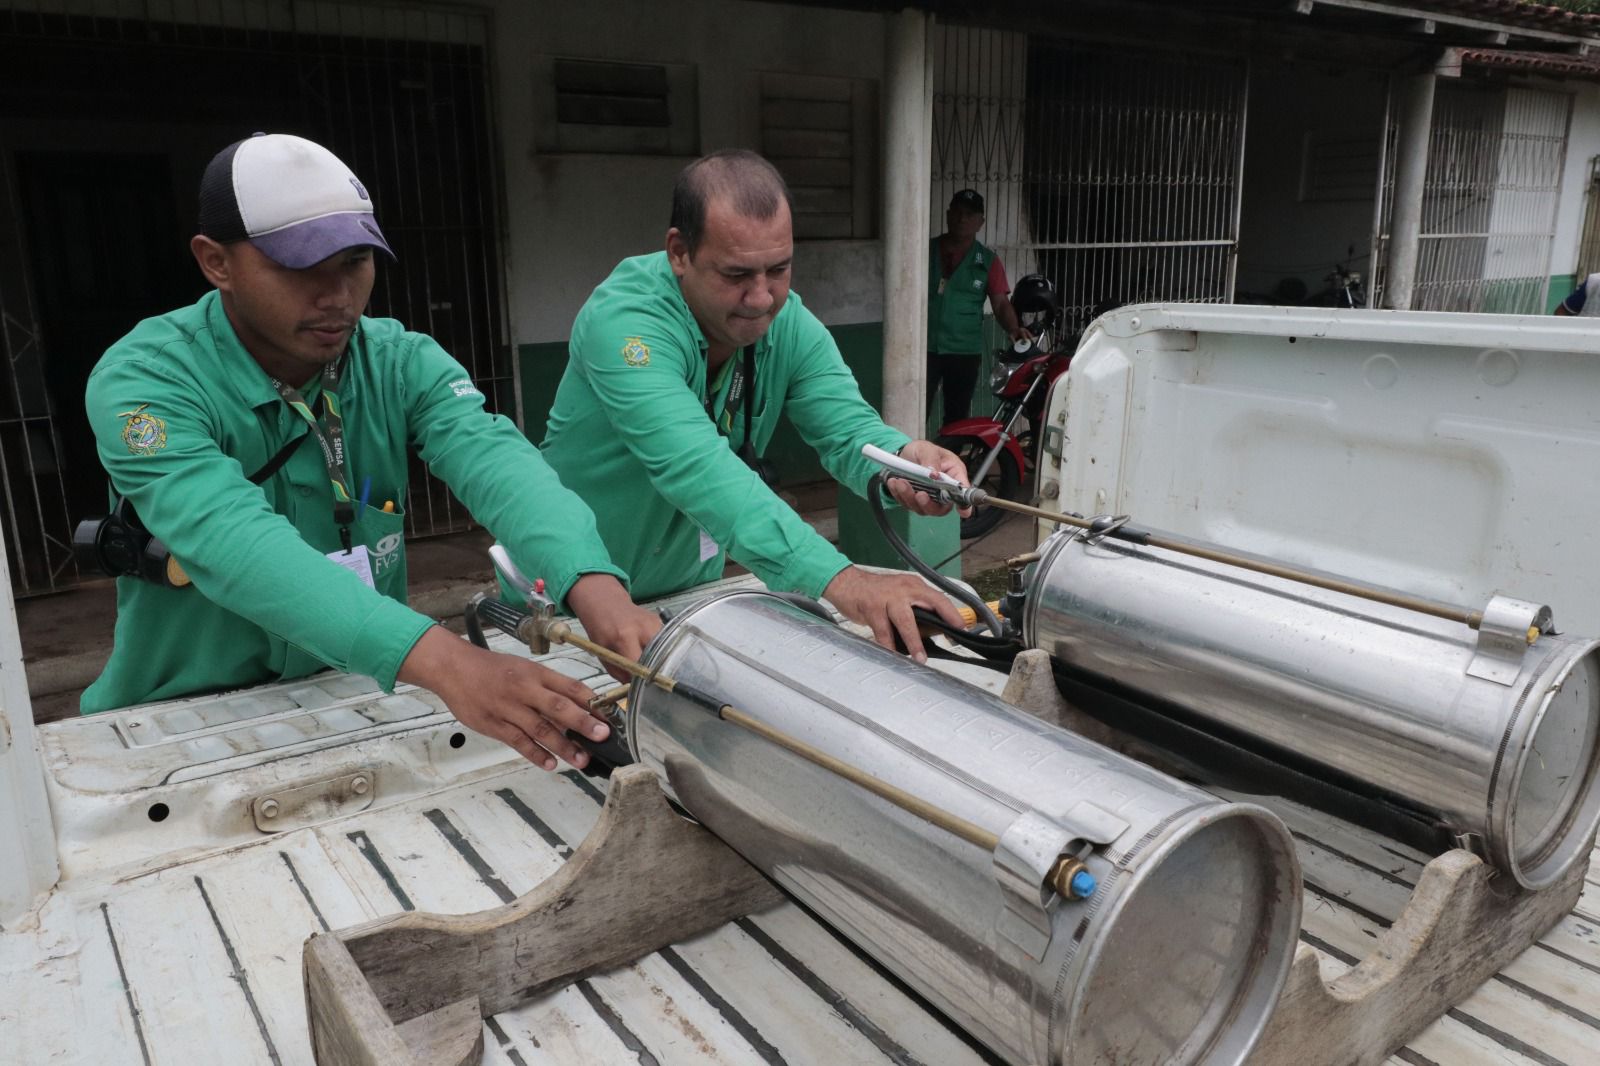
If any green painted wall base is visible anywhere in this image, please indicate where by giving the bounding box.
[834,485,960,579]
[1549,274,1577,314]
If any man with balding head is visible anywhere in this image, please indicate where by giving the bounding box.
[531,150,968,660]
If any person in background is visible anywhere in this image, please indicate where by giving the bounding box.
[927,188,1029,425]
[1554,271,1600,315]
[82,132,660,772]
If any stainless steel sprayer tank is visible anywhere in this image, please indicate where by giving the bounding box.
[626,590,1303,1066]
[1022,524,1600,890]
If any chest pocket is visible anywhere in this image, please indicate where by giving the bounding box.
[356,504,409,598]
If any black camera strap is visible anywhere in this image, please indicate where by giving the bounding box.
[247,392,322,486]
[270,357,355,552]
[707,344,757,456]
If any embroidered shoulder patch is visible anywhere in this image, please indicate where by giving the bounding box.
[118,405,167,455]
[621,337,651,367]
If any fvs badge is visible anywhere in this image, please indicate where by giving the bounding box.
[621,337,651,367]
[119,405,168,455]
[372,532,404,577]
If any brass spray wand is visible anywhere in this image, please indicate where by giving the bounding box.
[861,445,1537,643]
[469,550,1097,903]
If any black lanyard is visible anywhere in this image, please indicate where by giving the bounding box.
[271,357,355,552]
[708,344,757,452]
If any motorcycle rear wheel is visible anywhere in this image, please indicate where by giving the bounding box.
[935,434,1022,539]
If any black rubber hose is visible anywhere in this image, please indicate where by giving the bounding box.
[867,472,1005,638]
[923,642,1016,674]
[911,606,1022,662]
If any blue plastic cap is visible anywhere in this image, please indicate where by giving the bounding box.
[1070,870,1097,899]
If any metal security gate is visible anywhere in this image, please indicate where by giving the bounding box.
[931,25,1248,374]
[1412,83,1571,313]
[1575,155,1600,284]
[0,0,508,595]
[1366,83,1400,310]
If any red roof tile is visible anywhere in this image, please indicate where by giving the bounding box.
[1410,1,1599,30]
[1459,45,1600,77]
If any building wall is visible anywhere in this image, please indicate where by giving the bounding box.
[488,0,888,340]
[484,4,1600,444]
[481,0,891,448]
[1235,61,1390,303]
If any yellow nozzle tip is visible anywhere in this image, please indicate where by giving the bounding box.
[166,556,191,587]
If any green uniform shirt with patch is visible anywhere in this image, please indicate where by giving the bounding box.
[81,290,625,713]
[536,251,909,601]
[927,237,995,355]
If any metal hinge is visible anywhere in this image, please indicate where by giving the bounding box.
[1042,424,1066,461]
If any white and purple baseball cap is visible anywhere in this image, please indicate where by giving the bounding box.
[197,133,394,268]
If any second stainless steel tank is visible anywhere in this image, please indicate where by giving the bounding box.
[628,590,1302,1066]
[1023,525,1600,890]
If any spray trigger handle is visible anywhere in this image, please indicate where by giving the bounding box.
[860,444,981,507]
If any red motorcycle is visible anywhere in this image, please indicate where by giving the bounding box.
[936,274,1071,538]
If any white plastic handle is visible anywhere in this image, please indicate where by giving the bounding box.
[860,444,967,490]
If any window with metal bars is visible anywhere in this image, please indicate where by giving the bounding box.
[1412,83,1571,314]
[930,24,1247,427]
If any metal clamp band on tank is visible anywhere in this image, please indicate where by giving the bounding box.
[1019,518,1600,891]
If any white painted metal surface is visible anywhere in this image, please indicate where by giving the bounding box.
[0,576,1007,1066]
[1048,304,1600,635]
[0,556,56,925]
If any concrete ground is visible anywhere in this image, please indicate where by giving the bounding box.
[18,481,1038,724]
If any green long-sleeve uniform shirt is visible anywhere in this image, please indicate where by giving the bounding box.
[81,290,625,713]
[538,252,909,601]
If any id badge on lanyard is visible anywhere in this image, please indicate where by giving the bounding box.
[271,357,357,554]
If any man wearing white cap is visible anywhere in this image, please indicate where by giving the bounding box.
[81,133,659,773]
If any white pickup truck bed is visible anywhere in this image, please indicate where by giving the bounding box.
[3,576,1596,1065]
[8,304,1600,1065]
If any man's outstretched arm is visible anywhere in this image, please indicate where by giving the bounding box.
[398,625,613,771]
